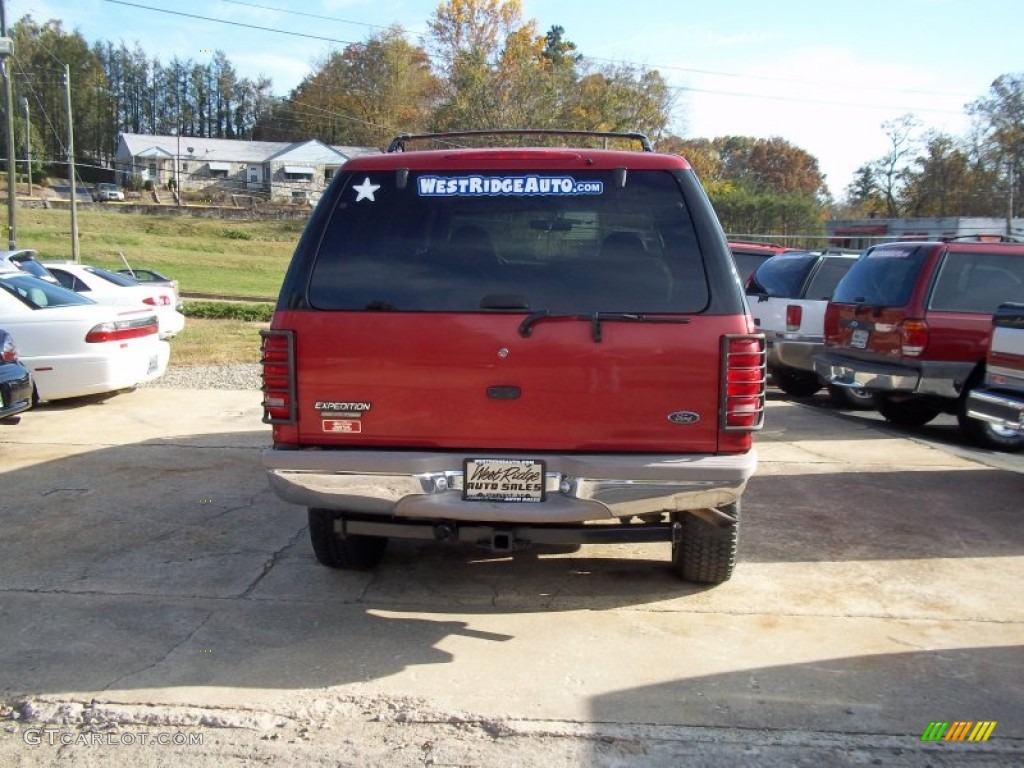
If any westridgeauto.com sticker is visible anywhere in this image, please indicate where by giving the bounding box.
[417,175,603,197]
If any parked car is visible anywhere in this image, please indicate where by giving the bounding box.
[728,241,810,285]
[746,249,872,408]
[0,328,33,422]
[116,267,180,300]
[261,129,766,585]
[42,261,185,339]
[965,303,1024,448]
[94,183,125,202]
[0,249,59,283]
[0,272,169,401]
[814,240,1024,451]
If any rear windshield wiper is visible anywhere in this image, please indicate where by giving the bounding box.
[519,310,691,342]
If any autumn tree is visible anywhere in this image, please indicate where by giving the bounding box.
[844,163,883,216]
[872,114,921,217]
[968,73,1024,218]
[288,27,439,148]
[658,135,826,236]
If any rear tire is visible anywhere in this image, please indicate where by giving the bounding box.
[957,389,1024,452]
[671,502,739,585]
[876,395,942,426]
[308,508,388,570]
[827,384,876,410]
[772,367,822,398]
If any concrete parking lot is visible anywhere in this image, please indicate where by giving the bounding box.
[0,387,1021,766]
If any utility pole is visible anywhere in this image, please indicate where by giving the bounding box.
[64,63,79,262]
[19,95,29,196]
[1,0,17,249]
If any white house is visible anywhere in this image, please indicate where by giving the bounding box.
[114,133,377,202]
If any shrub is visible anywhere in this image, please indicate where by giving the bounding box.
[222,228,255,240]
[181,301,274,322]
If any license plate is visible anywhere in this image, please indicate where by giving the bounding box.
[147,355,159,374]
[850,328,869,349]
[463,459,546,503]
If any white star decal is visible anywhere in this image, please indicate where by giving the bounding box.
[352,177,381,202]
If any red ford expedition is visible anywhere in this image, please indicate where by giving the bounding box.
[261,130,765,584]
[815,239,1024,451]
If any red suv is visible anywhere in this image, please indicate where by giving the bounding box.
[261,130,765,584]
[815,239,1024,450]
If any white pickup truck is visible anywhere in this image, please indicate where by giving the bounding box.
[966,302,1024,446]
[746,249,872,408]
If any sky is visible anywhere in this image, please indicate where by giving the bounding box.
[7,0,1022,197]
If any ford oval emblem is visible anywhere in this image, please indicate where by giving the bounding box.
[667,411,700,425]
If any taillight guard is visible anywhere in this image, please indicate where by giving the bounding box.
[720,334,766,432]
[260,329,296,425]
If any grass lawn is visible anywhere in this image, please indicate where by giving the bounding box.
[169,318,267,367]
[13,205,304,300]
[8,204,294,365]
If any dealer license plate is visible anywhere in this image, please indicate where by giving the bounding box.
[463,459,546,503]
[147,354,159,374]
[850,328,869,349]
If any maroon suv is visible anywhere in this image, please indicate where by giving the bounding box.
[814,240,1024,450]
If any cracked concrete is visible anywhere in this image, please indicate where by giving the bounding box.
[0,387,1022,766]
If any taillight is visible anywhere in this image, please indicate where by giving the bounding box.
[261,329,296,424]
[85,316,159,342]
[1,332,18,362]
[721,335,766,431]
[143,295,171,306]
[786,304,802,332]
[900,319,928,357]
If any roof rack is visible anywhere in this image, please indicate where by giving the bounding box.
[386,129,653,154]
[940,234,1024,243]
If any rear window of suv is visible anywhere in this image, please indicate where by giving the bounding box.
[832,245,928,306]
[747,253,818,298]
[308,169,708,314]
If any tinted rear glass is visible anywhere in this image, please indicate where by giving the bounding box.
[929,251,1024,312]
[309,169,708,313]
[803,256,857,300]
[86,266,140,286]
[832,245,928,306]
[746,254,817,298]
[0,274,94,308]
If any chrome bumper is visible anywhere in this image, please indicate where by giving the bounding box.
[813,353,969,399]
[966,389,1024,430]
[264,449,757,522]
[774,338,822,373]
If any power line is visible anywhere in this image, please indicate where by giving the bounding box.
[675,84,966,116]
[103,0,358,46]
[580,55,976,100]
[216,0,397,32]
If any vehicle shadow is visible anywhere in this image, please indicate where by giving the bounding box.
[587,645,1023,745]
[0,405,1020,703]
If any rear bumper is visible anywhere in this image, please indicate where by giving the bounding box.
[774,339,821,373]
[264,448,757,523]
[0,364,33,421]
[813,352,971,399]
[966,388,1024,430]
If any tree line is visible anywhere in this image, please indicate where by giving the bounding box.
[844,75,1023,221]
[4,0,1021,232]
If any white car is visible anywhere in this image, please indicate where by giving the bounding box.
[42,261,185,339]
[94,183,125,202]
[0,272,169,401]
[0,249,59,283]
